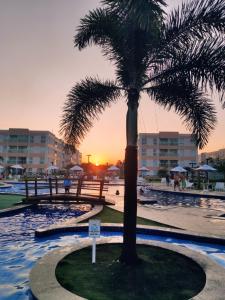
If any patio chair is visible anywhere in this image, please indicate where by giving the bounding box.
[161,177,166,184]
[214,182,225,191]
[185,180,194,189]
[169,179,174,186]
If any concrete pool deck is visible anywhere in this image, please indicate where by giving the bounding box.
[106,183,225,238]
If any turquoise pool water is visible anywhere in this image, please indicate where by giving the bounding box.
[0,206,225,300]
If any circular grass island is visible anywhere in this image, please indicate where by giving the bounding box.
[56,243,206,300]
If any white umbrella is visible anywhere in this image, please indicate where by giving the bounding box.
[46,165,59,171]
[11,164,24,169]
[138,166,149,171]
[0,165,4,169]
[107,166,119,171]
[195,164,217,171]
[170,166,187,173]
[70,165,83,171]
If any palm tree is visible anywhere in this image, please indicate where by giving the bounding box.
[60,0,225,264]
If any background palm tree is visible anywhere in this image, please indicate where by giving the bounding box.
[60,0,225,264]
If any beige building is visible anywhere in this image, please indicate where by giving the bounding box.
[200,148,225,162]
[138,132,198,176]
[0,128,81,174]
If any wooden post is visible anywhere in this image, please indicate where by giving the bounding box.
[49,178,52,196]
[76,177,83,197]
[34,178,38,197]
[25,179,29,199]
[99,180,104,200]
[55,177,58,194]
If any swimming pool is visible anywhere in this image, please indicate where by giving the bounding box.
[107,185,225,211]
[1,206,225,300]
[0,206,86,300]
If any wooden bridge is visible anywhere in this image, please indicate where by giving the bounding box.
[22,178,115,205]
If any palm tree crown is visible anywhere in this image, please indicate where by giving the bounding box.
[60,0,225,264]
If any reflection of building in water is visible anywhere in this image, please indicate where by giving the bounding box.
[138,132,198,176]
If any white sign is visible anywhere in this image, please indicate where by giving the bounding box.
[89,219,101,238]
[89,219,101,264]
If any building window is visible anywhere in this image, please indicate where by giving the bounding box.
[18,135,28,142]
[153,160,158,166]
[141,160,147,166]
[179,138,184,145]
[169,160,178,167]
[9,135,18,142]
[41,136,46,144]
[168,149,178,156]
[141,137,147,145]
[29,157,33,164]
[141,148,147,156]
[8,157,17,164]
[159,138,168,145]
[9,146,17,153]
[169,138,178,145]
[18,157,26,164]
[159,160,168,167]
[159,149,168,156]
[18,146,28,153]
[40,157,45,164]
[153,138,157,145]
[30,136,34,143]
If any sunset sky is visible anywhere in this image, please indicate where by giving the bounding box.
[0,0,224,165]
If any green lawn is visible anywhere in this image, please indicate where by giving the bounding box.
[81,206,175,228]
[0,194,23,210]
[56,243,206,300]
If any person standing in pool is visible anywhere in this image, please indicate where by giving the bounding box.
[64,174,72,194]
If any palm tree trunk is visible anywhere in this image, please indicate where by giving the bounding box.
[120,88,139,265]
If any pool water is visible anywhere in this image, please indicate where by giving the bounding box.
[0,206,86,300]
[0,206,225,300]
[107,185,225,211]
[0,182,64,195]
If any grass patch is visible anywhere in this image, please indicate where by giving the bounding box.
[81,206,174,228]
[56,244,206,300]
[0,194,23,210]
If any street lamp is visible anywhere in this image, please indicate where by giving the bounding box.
[86,154,92,164]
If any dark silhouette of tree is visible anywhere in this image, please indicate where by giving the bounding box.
[61,0,225,264]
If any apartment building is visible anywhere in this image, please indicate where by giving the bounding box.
[200,148,225,162]
[0,128,81,173]
[138,132,198,176]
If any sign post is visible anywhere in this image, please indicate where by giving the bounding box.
[88,219,101,264]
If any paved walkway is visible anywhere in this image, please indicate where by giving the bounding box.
[106,183,225,238]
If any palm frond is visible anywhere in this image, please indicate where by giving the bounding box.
[74,6,160,89]
[146,81,217,149]
[148,36,225,104]
[60,78,121,145]
[102,0,166,31]
[164,0,225,43]
[74,8,119,50]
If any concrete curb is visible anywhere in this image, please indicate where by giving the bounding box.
[30,237,225,300]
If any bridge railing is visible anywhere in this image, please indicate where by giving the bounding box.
[24,177,108,200]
